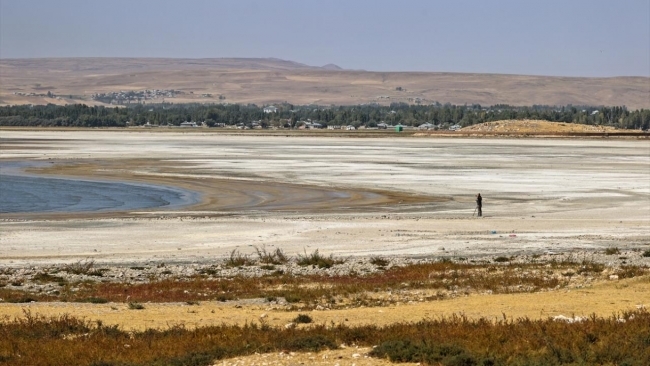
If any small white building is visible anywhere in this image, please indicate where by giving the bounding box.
[180,121,198,127]
[263,106,278,113]
[345,125,356,130]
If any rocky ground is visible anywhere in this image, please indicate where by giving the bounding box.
[2,249,648,304]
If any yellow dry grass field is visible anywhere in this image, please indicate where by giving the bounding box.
[1,58,649,108]
[2,276,648,332]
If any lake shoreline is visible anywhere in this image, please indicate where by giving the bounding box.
[0,160,202,215]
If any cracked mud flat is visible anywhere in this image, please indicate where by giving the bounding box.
[1,130,648,266]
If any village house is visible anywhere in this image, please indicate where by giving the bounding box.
[263,106,278,113]
[308,122,323,129]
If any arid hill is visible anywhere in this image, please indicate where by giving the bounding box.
[460,120,624,134]
[0,58,648,109]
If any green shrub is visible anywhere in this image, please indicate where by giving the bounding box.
[64,260,96,275]
[165,350,226,366]
[215,295,233,302]
[198,267,219,276]
[255,245,289,264]
[616,266,649,279]
[128,302,145,310]
[577,261,605,274]
[7,296,36,303]
[282,335,337,352]
[370,340,474,364]
[297,249,344,269]
[370,256,389,267]
[293,314,313,324]
[284,294,301,303]
[80,297,109,304]
[226,249,255,267]
[605,247,621,255]
[33,272,66,284]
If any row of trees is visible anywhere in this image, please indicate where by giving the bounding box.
[0,103,648,130]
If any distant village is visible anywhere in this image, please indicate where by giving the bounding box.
[138,105,463,131]
[12,91,67,100]
[5,92,634,130]
[139,120,461,131]
[92,89,183,104]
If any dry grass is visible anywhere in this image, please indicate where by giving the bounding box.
[254,245,289,265]
[461,120,627,134]
[224,249,256,268]
[296,249,345,269]
[1,259,647,365]
[604,247,621,255]
[63,259,96,275]
[0,309,648,365]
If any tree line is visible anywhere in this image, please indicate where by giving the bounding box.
[0,102,648,130]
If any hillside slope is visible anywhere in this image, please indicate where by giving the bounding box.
[1,58,648,109]
[461,120,624,134]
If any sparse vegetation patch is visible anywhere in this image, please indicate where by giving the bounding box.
[293,314,313,324]
[255,245,289,265]
[1,257,648,306]
[225,249,255,268]
[128,302,145,310]
[297,249,345,269]
[1,310,648,366]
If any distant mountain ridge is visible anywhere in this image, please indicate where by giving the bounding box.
[0,57,345,72]
[0,57,647,109]
[321,63,343,70]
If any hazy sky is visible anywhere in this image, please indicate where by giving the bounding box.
[1,0,649,77]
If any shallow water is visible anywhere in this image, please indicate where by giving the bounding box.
[0,171,199,214]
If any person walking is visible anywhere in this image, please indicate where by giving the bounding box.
[476,193,482,217]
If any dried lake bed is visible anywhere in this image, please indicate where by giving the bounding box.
[1,130,649,266]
